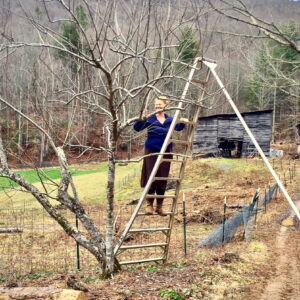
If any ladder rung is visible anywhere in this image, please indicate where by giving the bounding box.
[129,227,170,233]
[169,139,191,145]
[161,158,184,163]
[146,194,176,199]
[120,242,168,250]
[153,177,180,181]
[137,211,173,216]
[192,79,208,85]
[119,257,164,265]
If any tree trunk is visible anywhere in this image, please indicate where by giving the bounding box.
[103,117,121,277]
[17,93,23,155]
[104,149,120,277]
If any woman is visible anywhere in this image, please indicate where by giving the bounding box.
[133,97,188,216]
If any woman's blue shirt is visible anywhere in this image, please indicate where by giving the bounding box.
[133,114,185,152]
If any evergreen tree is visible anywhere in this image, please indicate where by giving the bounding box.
[176,27,199,65]
[245,21,299,110]
[58,4,88,66]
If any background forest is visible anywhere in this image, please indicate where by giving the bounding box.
[0,0,299,167]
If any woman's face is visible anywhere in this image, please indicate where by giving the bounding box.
[154,99,167,111]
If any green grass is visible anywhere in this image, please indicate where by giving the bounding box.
[0,161,142,209]
[0,164,108,190]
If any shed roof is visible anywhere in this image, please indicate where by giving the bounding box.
[199,109,273,120]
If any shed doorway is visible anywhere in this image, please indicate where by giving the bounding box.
[217,138,243,158]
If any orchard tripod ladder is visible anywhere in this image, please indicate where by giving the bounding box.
[114,55,300,266]
[114,57,216,265]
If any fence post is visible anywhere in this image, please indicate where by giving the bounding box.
[76,215,80,270]
[182,193,187,257]
[222,197,227,244]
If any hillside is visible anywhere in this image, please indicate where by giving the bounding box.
[0,0,299,167]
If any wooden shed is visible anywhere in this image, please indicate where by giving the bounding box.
[193,110,273,157]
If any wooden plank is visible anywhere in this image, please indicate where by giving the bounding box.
[153,177,180,181]
[146,194,176,199]
[129,227,170,233]
[119,257,164,265]
[137,211,173,216]
[120,243,168,250]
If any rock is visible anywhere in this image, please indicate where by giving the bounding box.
[5,281,18,288]
[67,276,89,292]
[53,289,87,300]
[0,287,87,300]
[219,252,240,263]
[281,217,294,227]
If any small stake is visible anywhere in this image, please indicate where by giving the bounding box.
[294,163,296,178]
[254,193,259,225]
[182,193,187,257]
[76,215,80,270]
[264,187,267,213]
[222,197,227,244]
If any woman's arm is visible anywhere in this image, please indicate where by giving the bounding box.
[133,118,152,131]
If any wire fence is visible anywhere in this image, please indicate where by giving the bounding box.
[0,157,298,280]
[0,200,202,279]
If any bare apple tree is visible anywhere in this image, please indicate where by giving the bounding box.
[0,0,204,277]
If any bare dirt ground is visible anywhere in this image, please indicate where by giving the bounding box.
[259,227,300,300]
[256,200,300,300]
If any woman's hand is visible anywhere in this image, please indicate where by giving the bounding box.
[142,110,149,119]
[178,118,189,124]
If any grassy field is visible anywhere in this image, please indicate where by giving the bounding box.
[0,157,271,210]
[0,164,107,190]
[0,161,141,209]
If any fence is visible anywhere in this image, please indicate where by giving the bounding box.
[0,157,298,280]
[0,200,203,279]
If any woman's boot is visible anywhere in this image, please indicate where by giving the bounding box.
[145,199,154,215]
[155,199,166,216]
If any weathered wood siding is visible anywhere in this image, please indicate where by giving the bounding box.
[193,118,218,152]
[193,110,272,156]
[242,112,272,155]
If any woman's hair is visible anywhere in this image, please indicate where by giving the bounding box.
[154,96,170,105]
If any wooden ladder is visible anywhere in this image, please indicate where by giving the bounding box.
[114,57,216,266]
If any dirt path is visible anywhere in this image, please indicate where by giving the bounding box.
[259,200,300,300]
